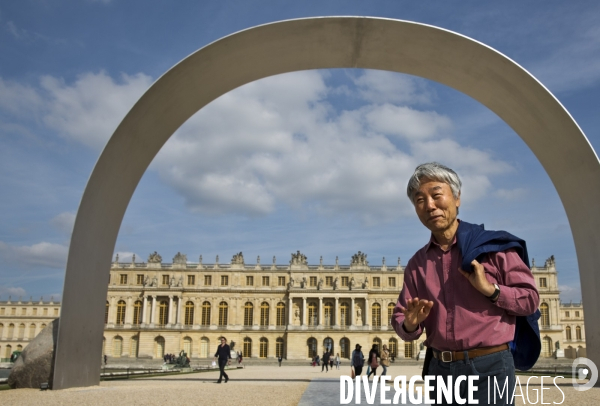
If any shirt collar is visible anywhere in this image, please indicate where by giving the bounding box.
[424,220,460,252]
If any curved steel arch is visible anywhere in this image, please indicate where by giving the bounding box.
[53,17,600,388]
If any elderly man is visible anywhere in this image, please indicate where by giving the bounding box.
[392,162,539,405]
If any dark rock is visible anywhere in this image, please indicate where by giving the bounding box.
[8,318,59,389]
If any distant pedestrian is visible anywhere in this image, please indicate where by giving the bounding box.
[351,344,364,377]
[335,353,341,370]
[104,354,107,365]
[367,344,380,379]
[214,336,231,383]
[380,344,390,376]
[321,350,330,372]
[278,356,283,367]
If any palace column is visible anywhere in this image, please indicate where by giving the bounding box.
[382,300,388,329]
[177,296,183,325]
[288,297,293,327]
[318,297,323,326]
[364,298,370,327]
[334,297,339,327]
[168,295,174,325]
[125,297,134,325]
[350,298,355,327]
[108,297,116,324]
[142,295,148,324]
[150,295,157,324]
[302,297,307,326]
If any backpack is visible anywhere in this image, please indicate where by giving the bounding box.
[352,351,363,367]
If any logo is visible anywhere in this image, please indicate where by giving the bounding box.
[572,357,598,391]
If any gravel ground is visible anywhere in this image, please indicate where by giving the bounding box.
[0,365,598,405]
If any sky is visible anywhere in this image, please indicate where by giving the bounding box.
[0,0,599,303]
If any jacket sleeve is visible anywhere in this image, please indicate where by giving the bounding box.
[487,249,540,316]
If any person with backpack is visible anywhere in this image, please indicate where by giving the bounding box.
[350,344,365,377]
[392,162,539,406]
[367,344,380,379]
[380,344,390,376]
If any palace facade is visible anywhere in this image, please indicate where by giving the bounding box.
[0,252,586,362]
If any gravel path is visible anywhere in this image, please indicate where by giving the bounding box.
[1,365,598,405]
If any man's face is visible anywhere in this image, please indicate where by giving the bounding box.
[413,178,460,234]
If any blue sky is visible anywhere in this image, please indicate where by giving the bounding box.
[0,0,598,303]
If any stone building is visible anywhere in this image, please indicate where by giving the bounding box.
[0,252,586,362]
[0,298,60,362]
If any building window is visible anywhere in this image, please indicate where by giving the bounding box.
[404,341,413,358]
[159,301,169,325]
[325,276,333,287]
[324,337,334,353]
[246,276,254,286]
[136,274,144,285]
[32,308,37,316]
[21,308,27,315]
[29,324,36,339]
[0,308,4,315]
[243,337,252,358]
[307,338,317,358]
[0,323,3,339]
[388,277,396,287]
[11,308,16,315]
[341,277,349,287]
[276,337,284,358]
[120,274,128,285]
[155,336,165,359]
[200,337,209,358]
[575,311,580,317]
[7,324,14,339]
[276,302,286,326]
[309,276,317,287]
[388,302,395,324]
[113,336,123,358]
[542,336,552,357]
[262,276,270,286]
[278,276,286,286]
[162,275,170,285]
[116,300,126,325]
[183,337,192,357]
[340,303,350,326]
[540,303,550,326]
[244,302,254,326]
[18,323,25,339]
[260,302,269,326]
[373,337,382,351]
[259,337,268,358]
[308,303,317,326]
[105,302,109,324]
[43,308,48,316]
[340,337,350,358]
[324,302,333,326]
[566,326,572,340]
[565,311,570,318]
[184,301,194,326]
[133,301,142,325]
[576,326,582,340]
[204,275,212,286]
[218,302,228,326]
[130,336,139,357]
[54,308,59,316]
[187,275,195,286]
[389,338,398,358]
[372,303,381,327]
[201,302,211,326]
[373,277,380,288]
[539,277,547,288]
[221,275,229,286]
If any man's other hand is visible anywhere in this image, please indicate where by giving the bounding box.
[459,259,496,297]
[399,297,433,332]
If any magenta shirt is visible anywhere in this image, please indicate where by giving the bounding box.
[392,234,539,352]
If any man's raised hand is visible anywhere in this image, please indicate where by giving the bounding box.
[399,297,433,333]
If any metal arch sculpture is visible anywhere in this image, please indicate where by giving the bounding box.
[53,17,600,388]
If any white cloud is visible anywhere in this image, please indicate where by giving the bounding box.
[494,188,527,201]
[0,77,44,116]
[41,71,153,149]
[0,241,68,269]
[50,212,76,235]
[352,70,434,105]
[364,104,452,141]
[0,286,27,299]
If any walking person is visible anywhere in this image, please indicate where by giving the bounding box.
[350,344,364,377]
[213,336,231,383]
[380,344,390,376]
[321,349,330,372]
[335,353,341,370]
[278,355,283,367]
[367,344,380,379]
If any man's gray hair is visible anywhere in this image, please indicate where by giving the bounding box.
[406,162,462,202]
